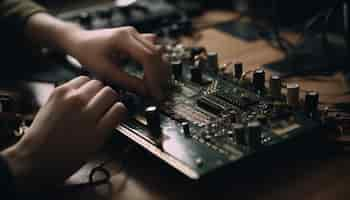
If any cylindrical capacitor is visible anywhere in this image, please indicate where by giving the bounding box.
[247,121,262,149]
[270,75,282,98]
[145,106,162,139]
[304,91,319,116]
[207,52,219,73]
[234,63,243,79]
[234,123,246,145]
[191,66,203,83]
[253,68,265,91]
[182,122,191,137]
[171,60,183,80]
[287,83,300,108]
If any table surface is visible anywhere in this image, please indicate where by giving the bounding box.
[41,10,350,200]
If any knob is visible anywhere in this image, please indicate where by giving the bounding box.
[270,75,282,99]
[304,91,319,117]
[171,60,183,80]
[190,66,202,83]
[287,83,300,108]
[234,123,246,145]
[145,106,161,138]
[234,63,243,79]
[182,122,191,137]
[247,121,262,149]
[207,52,219,73]
[253,68,265,91]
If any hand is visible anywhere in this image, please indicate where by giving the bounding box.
[67,26,171,101]
[1,76,127,190]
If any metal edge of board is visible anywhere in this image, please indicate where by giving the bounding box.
[115,125,200,180]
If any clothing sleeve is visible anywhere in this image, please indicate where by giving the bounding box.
[0,0,47,34]
[0,155,16,199]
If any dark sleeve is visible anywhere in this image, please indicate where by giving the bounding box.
[0,0,48,78]
[0,0,47,33]
[0,156,16,199]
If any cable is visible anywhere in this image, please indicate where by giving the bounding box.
[64,144,136,189]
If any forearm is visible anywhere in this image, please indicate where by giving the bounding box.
[25,12,84,54]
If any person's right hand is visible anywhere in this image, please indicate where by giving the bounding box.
[1,76,127,190]
[66,26,171,101]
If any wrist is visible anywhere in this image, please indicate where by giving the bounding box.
[0,143,33,190]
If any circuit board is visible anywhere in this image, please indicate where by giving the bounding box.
[114,44,321,179]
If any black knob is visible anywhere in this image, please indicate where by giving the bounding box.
[145,106,161,138]
[171,60,183,80]
[207,52,219,73]
[253,68,265,91]
[304,91,319,116]
[270,75,282,98]
[247,121,262,149]
[191,66,202,83]
[182,122,191,137]
[234,123,246,145]
[234,63,243,79]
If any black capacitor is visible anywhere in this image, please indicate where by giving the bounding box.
[247,121,262,149]
[269,75,282,98]
[234,63,243,79]
[191,67,203,83]
[0,96,13,113]
[171,60,183,80]
[304,91,319,116]
[253,68,265,91]
[234,124,246,145]
[207,52,219,73]
[182,122,191,137]
[145,106,162,138]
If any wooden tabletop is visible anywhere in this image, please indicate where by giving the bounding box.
[45,11,350,200]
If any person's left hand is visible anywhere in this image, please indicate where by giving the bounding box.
[66,26,171,101]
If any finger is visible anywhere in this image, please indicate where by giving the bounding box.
[141,33,158,44]
[98,59,147,96]
[98,102,127,132]
[76,79,104,100]
[132,33,158,52]
[62,76,90,89]
[86,86,119,119]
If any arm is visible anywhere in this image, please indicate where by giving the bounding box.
[27,14,170,101]
[1,76,128,191]
[1,0,170,101]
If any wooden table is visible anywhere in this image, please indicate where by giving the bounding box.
[41,10,350,200]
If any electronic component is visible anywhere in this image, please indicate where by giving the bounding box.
[304,91,319,117]
[269,75,282,99]
[171,60,183,80]
[182,122,191,137]
[58,0,192,37]
[191,66,203,84]
[234,63,243,79]
[247,121,262,149]
[145,106,162,139]
[109,44,321,180]
[234,123,246,145]
[207,52,219,73]
[253,68,266,91]
[286,83,300,108]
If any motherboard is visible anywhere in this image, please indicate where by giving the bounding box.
[114,43,322,179]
